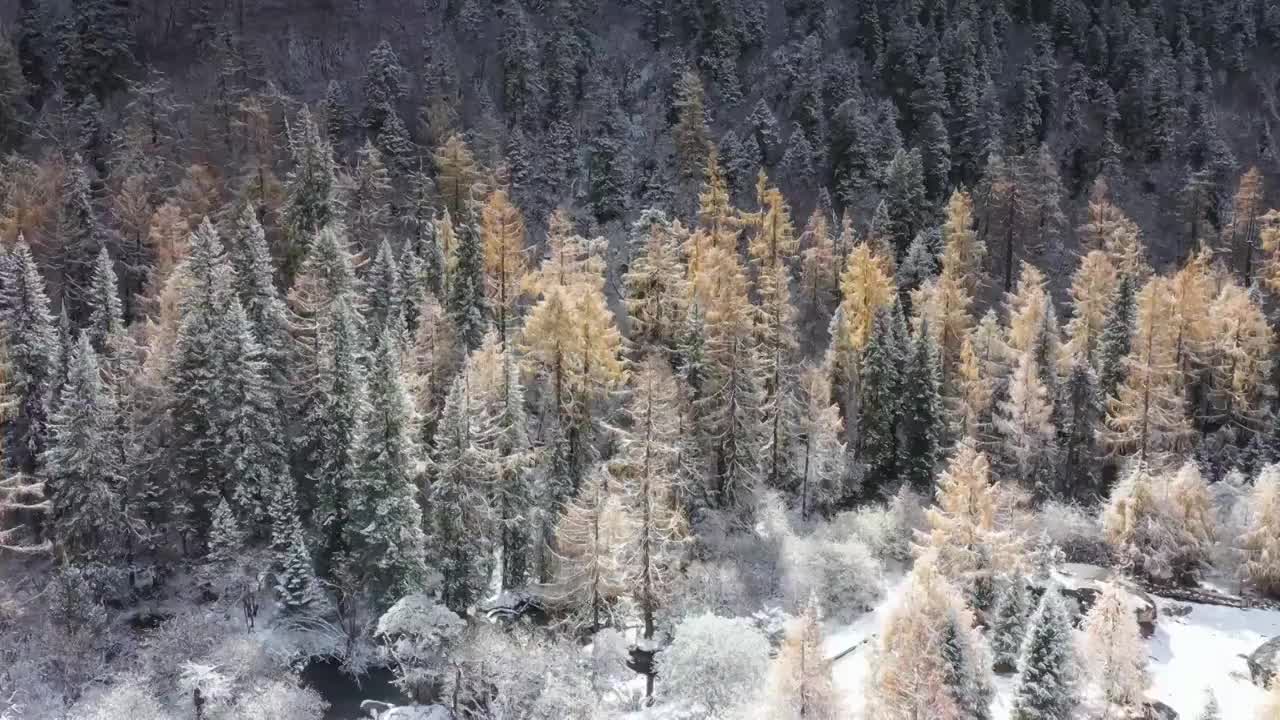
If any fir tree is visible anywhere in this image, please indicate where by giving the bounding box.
[1010,587,1079,720]
[361,39,407,139]
[227,204,291,399]
[55,158,106,322]
[884,148,928,258]
[445,211,489,351]
[43,334,125,561]
[990,574,1031,674]
[206,495,244,569]
[272,493,320,613]
[859,308,902,494]
[899,322,944,494]
[282,107,338,278]
[348,329,428,606]
[366,239,406,344]
[1096,274,1135,402]
[0,242,58,476]
[345,139,392,254]
[430,362,497,613]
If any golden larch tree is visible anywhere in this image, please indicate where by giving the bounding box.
[940,189,985,295]
[1103,277,1194,460]
[1209,281,1275,432]
[433,133,485,219]
[624,212,689,352]
[763,597,840,720]
[837,242,895,352]
[480,188,528,344]
[1064,249,1118,365]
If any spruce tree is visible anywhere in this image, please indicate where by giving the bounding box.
[446,211,490,351]
[1010,588,1079,720]
[206,496,244,569]
[367,239,407,344]
[282,107,338,278]
[345,139,392,253]
[1096,274,1135,402]
[227,205,291,400]
[489,342,535,590]
[348,329,428,605]
[55,158,106,322]
[84,248,125,356]
[273,496,320,613]
[0,242,58,476]
[43,334,125,561]
[938,603,995,720]
[991,574,1031,674]
[859,308,902,494]
[884,148,928,258]
[430,364,497,613]
[1058,359,1101,500]
[361,39,407,139]
[898,322,944,494]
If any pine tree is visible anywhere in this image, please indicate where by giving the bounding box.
[883,148,928,258]
[322,79,349,147]
[764,597,840,720]
[1010,587,1079,720]
[0,242,58,476]
[300,296,366,579]
[227,205,290,405]
[1082,584,1149,710]
[899,323,944,494]
[446,211,489,351]
[273,492,320,613]
[43,334,125,561]
[480,189,528,346]
[429,364,496,613]
[990,575,1031,674]
[84,248,125,358]
[206,496,244,569]
[1058,360,1101,500]
[696,248,765,522]
[348,329,428,606]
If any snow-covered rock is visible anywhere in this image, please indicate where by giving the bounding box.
[1247,635,1280,688]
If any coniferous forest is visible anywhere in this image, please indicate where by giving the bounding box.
[4,0,1280,718]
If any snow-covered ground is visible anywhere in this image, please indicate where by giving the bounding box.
[824,574,1280,719]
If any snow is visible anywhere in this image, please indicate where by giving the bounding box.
[1147,596,1280,718]
[824,572,1280,719]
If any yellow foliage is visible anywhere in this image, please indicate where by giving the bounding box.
[837,243,895,352]
[1064,250,1118,365]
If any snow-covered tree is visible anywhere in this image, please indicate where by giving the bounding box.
[446,211,489,351]
[0,241,57,476]
[794,365,845,519]
[919,443,1023,608]
[550,465,634,632]
[657,613,771,717]
[996,351,1056,492]
[376,593,466,703]
[345,140,392,252]
[1102,461,1176,580]
[480,189,528,345]
[366,239,407,345]
[865,556,994,720]
[44,334,127,561]
[1081,584,1149,711]
[282,107,337,273]
[624,210,688,353]
[762,597,839,720]
[1009,587,1079,720]
[990,574,1031,674]
[348,329,428,605]
[898,323,944,493]
[619,354,689,638]
[1197,689,1220,720]
[429,363,497,614]
[1064,250,1118,365]
[858,307,903,492]
[1241,464,1280,597]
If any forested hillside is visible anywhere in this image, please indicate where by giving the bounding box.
[3,1,1280,719]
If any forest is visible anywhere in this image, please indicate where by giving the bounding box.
[2,0,1280,718]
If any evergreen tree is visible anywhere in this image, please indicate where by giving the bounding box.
[1096,275,1135,402]
[795,365,846,519]
[1082,584,1149,710]
[673,71,711,186]
[0,242,58,476]
[206,496,244,569]
[859,308,902,494]
[1010,587,1079,720]
[898,323,944,494]
[282,107,338,277]
[990,575,1031,674]
[55,0,135,101]
[55,158,106,322]
[322,79,349,147]
[446,211,489,350]
[361,39,407,139]
[345,139,392,254]
[1058,359,1101,500]
[274,508,320,613]
[366,239,406,343]
[430,361,497,613]
[227,205,291,399]
[348,329,428,606]
[884,148,928,258]
[44,335,125,561]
